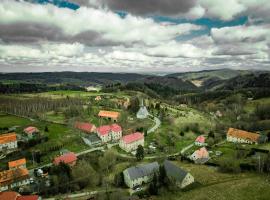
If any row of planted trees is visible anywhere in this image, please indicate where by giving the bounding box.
[0,96,84,118]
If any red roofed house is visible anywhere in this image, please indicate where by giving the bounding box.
[0,133,17,152]
[75,122,96,133]
[110,124,122,141]
[96,124,122,143]
[53,152,77,167]
[17,195,41,200]
[119,132,144,152]
[190,147,210,164]
[195,135,206,146]
[24,127,39,138]
[0,191,19,200]
[0,192,41,200]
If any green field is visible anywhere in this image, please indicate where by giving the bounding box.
[0,113,88,168]
[155,161,270,200]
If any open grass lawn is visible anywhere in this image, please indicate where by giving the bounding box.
[0,113,31,128]
[155,161,270,200]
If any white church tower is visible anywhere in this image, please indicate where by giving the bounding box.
[136,99,149,119]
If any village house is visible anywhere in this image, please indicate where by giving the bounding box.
[95,96,102,101]
[227,128,260,144]
[75,122,96,133]
[119,132,144,152]
[96,124,122,143]
[98,110,120,122]
[23,126,39,139]
[0,133,17,152]
[194,135,206,146]
[0,191,41,200]
[123,162,159,188]
[8,158,27,170]
[96,125,111,143]
[190,147,210,164]
[164,160,194,189]
[0,168,30,192]
[53,152,77,167]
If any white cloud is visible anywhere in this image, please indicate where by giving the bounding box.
[146,41,212,58]
[199,0,246,21]
[211,25,270,44]
[0,0,202,46]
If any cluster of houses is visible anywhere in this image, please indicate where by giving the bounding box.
[0,126,40,153]
[0,158,30,192]
[123,160,195,190]
[75,110,145,153]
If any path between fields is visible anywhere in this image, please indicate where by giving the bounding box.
[44,188,124,200]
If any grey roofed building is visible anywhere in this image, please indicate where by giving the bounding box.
[123,162,159,188]
[164,160,187,182]
[126,162,159,180]
[163,160,194,189]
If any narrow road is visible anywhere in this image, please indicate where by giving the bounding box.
[147,115,161,134]
[181,143,194,155]
[29,147,104,172]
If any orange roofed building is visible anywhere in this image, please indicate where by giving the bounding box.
[0,133,17,152]
[98,110,120,122]
[8,158,27,170]
[227,128,260,144]
[0,168,30,192]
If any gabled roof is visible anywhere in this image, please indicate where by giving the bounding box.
[8,158,26,169]
[24,126,39,134]
[75,122,95,133]
[227,128,259,142]
[0,133,17,144]
[97,125,111,136]
[98,110,120,119]
[121,132,144,144]
[17,195,39,200]
[110,124,122,132]
[0,191,19,200]
[164,160,188,182]
[53,152,77,165]
[195,135,205,143]
[0,168,29,187]
[125,162,159,180]
[194,147,209,158]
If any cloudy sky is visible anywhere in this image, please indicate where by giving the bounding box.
[0,0,269,73]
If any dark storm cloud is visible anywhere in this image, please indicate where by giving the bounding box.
[0,22,116,46]
[72,0,197,16]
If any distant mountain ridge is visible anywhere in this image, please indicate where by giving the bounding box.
[0,72,149,86]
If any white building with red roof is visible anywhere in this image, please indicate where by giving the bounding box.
[23,127,39,138]
[53,152,77,167]
[190,147,210,164]
[96,124,122,143]
[119,132,144,152]
[75,122,96,133]
[195,135,206,146]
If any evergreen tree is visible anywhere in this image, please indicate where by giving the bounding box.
[136,145,144,161]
